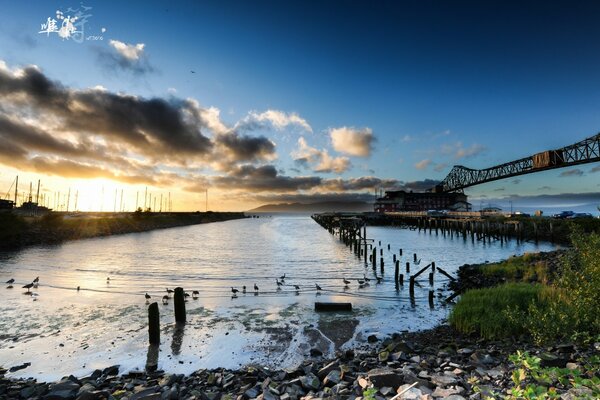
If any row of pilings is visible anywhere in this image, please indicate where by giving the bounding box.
[382,214,558,245]
[311,213,456,307]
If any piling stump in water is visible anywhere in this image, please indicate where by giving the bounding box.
[315,302,352,311]
[148,302,160,345]
[174,287,186,323]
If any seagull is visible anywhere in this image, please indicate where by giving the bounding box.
[162,295,169,305]
[342,278,351,285]
[376,277,383,284]
[363,274,371,282]
[184,292,190,298]
[33,277,39,283]
[315,283,322,291]
[242,285,246,294]
[6,278,14,284]
[22,283,34,293]
[190,70,196,73]
[192,290,199,299]
[106,277,110,283]
[166,288,174,296]
[357,279,365,285]
[293,284,300,290]
[254,283,259,292]
[276,279,283,287]
[145,293,151,300]
[279,274,286,281]
[415,258,422,266]
[231,287,239,294]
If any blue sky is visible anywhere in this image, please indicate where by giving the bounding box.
[0,0,599,211]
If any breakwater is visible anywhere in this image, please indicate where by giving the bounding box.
[0,211,246,250]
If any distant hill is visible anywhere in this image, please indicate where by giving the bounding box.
[247,201,373,213]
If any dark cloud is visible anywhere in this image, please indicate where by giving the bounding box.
[185,164,322,193]
[559,169,584,177]
[399,179,440,192]
[250,192,376,204]
[323,176,399,191]
[215,133,275,163]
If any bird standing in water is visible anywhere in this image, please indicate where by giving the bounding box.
[145,293,151,301]
[162,295,169,305]
[231,287,239,294]
[315,283,322,291]
[192,290,199,299]
[242,285,246,294]
[22,283,34,293]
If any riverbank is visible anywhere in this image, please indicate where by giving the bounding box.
[0,211,246,251]
[1,322,597,399]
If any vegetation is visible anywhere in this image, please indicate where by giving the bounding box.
[450,228,600,344]
[480,252,551,284]
[0,211,245,250]
[472,351,600,399]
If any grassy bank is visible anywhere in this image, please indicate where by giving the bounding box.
[450,228,600,344]
[0,211,246,251]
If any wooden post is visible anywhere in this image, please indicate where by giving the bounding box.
[363,226,368,264]
[431,261,436,272]
[428,290,434,309]
[399,273,404,285]
[406,261,410,273]
[399,248,403,256]
[174,287,186,323]
[372,248,377,269]
[393,254,396,263]
[387,244,390,250]
[394,261,399,286]
[409,277,415,298]
[148,302,160,345]
[380,258,384,273]
[380,248,383,256]
[428,272,434,286]
[413,253,417,262]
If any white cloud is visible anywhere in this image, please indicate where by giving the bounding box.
[292,137,350,174]
[329,126,374,157]
[415,159,431,170]
[109,40,145,61]
[240,110,312,133]
[441,141,486,160]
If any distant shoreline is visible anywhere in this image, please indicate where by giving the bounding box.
[0,211,246,251]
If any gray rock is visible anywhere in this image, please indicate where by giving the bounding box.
[76,390,112,400]
[130,387,160,400]
[317,360,339,378]
[323,370,341,386]
[367,368,403,389]
[300,373,320,391]
[368,335,379,343]
[396,384,422,400]
[244,384,262,399]
[430,374,457,387]
[102,365,120,376]
[20,385,36,398]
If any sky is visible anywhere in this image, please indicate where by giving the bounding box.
[0,0,599,212]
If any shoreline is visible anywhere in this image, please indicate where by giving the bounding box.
[0,211,246,252]
[1,322,595,399]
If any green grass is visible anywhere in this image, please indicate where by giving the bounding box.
[449,283,544,339]
[481,253,549,284]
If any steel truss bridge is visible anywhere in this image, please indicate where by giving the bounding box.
[434,133,600,193]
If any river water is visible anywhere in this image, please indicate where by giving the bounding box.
[0,215,557,381]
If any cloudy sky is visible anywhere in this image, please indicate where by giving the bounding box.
[0,0,599,211]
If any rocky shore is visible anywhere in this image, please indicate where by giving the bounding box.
[2,323,597,400]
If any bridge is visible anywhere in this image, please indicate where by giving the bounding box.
[434,132,600,193]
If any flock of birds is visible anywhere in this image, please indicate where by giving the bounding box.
[4,251,422,303]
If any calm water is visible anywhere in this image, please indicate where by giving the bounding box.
[0,215,557,380]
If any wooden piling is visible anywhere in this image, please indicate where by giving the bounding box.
[174,287,186,323]
[406,261,410,273]
[429,272,434,286]
[372,248,377,269]
[380,258,384,273]
[428,290,434,308]
[399,273,404,285]
[394,261,399,285]
[393,254,397,263]
[148,302,160,345]
[399,248,403,256]
[413,253,417,262]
